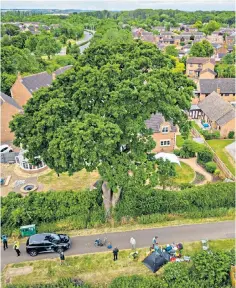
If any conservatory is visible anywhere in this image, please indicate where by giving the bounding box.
[15,150,47,172]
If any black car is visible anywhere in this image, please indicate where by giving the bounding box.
[26,233,71,256]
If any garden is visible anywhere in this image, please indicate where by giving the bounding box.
[3,239,235,287]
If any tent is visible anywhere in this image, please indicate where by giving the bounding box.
[154,152,180,166]
[142,252,170,273]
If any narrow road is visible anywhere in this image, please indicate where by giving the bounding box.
[1,221,234,268]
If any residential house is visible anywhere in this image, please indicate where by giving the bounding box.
[145,113,177,153]
[1,92,23,142]
[207,34,224,44]
[186,57,215,79]
[199,68,217,79]
[198,78,236,103]
[11,65,72,107]
[153,26,165,32]
[226,36,235,45]
[160,32,175,38]
[197,91,235,138]
[184,25,198,33]
[141,32,156,44]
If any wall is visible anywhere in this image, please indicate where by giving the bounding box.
[186,61,215,78]
[152,131,176,153]
[1,102,20,142]
[11,79,32,107]
[220,118,235,138]
[199,71,215,79]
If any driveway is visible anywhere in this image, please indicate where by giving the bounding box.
[225,141,236,161]
[1,221,234,268]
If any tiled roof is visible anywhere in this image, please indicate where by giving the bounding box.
[21,65,72,93]
[200,68,217,75]
[187,57,215,64]
[145,113,177,132]
[0,92,22,110]
[199,78,236,94]
[198,91,235,125]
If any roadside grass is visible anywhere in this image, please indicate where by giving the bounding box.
[38,169,99,191]
[4,239,234,287]
[206,139,235,174]
[174,161,195,184]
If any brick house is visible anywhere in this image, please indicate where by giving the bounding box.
[1,92,23,142]
[145,113,177,153]
[11,65,72,107]
[186,57,215,78]
[197,91,235,138]
[198,78,236,103]
[226,36,235,45]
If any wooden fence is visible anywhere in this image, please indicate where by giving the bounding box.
[191,128,235,180]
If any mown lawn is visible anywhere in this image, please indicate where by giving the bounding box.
[206,139,235,174]
[5,239,234,287]
[174,161,195,184]
[38,169,100,191]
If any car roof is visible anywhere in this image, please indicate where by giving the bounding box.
[29,233,57,242]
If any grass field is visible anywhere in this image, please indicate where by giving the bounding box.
[38,169,100,191]
[4,239,234,287]
[206,139,235,174]
[174,161,195,184]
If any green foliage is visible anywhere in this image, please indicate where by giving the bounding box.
[192,251,232,287]
[215,64,235,78]
[190,40,214,57]
[35,35,62,59]
[203,20,221,35]
[197,147,213,164]
[1,24,20,36]
[66,42,81,60]
[115,182,235,220]
[201,130,220,140]
[228,131,235,139]
[222,50,235,65]
[51,23,84,40]
[178,140,202,158]
[1,73,16,95]
[157,159,176,189]
[109,275,166,288]
[205,161,217,173]
[1,189,105,236]
[194,21,203,29]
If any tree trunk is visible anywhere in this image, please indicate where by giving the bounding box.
[101,182,122,216]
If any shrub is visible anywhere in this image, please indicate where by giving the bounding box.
[178,140,202,158]
[115,183,235,220]
[109,275,166,288]
[214,169,221,177]
[197,147,213,164]
[228,131,235,139]
[173,149,181,156]
[201,130,220,140]
[205,161,217,173]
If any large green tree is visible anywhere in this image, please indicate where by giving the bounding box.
[10,26,194,213]
[190,40,214,57]
[35,35,62,59]
[165,45,178,57]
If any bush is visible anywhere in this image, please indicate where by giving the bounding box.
[197,147,213,164]
[109,275,166,288]
[205,161,217,173]
[201,130,220,140]
[1,189,105,236]
[178,140,202,158]
[173,149,181,156]
[214,169,220,177]
[115,183,235,220]
[228,131,235,139]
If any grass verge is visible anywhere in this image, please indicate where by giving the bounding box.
[206,139,235,174]
[174,161,195,184]
[3,239,234,287]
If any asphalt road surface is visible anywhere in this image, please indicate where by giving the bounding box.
[1,221,234,268]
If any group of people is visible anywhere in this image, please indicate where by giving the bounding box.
[1,235,21,256]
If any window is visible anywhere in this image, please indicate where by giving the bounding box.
[160,140,171,147]
[189,70,193,75]
[162,126,169,133]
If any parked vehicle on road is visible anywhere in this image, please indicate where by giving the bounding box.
[26,233,71,256]
[0,145,13,154]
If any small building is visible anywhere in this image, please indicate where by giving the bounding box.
[1,92,23,142]
[186,57,215,79]
[15,150,47,172]
[197,91,235,138]
[199,68,217,79]
[145,113,177,153]
[198,78,236,103]
[11,65,72,107]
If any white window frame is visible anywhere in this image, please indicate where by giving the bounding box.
[161,126,169,133]
[160,140,171,147]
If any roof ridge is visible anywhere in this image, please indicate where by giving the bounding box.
[22,71,50,79]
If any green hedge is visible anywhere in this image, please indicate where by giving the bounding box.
[1,188,105,236]
[115,183,235,221]
[109,275,165,288]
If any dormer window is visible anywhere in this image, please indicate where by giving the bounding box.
[162,126,169,133]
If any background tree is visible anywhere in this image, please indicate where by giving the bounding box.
[1,24,20,36]
[190,40,214,57]
[1,73,16,95]
[66,42,81,60]
[194,21,203,29]
[35,35,62,59]
[165,45,178,57]
[203,20,221,35]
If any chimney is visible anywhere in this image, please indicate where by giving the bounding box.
[216,87,221,94]
[52,72,56,81]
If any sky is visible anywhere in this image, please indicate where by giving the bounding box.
[1,0,235,11]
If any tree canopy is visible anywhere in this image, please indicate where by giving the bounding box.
[190,40,214,57]
[10,22,195,212]
[165,45,178,57]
